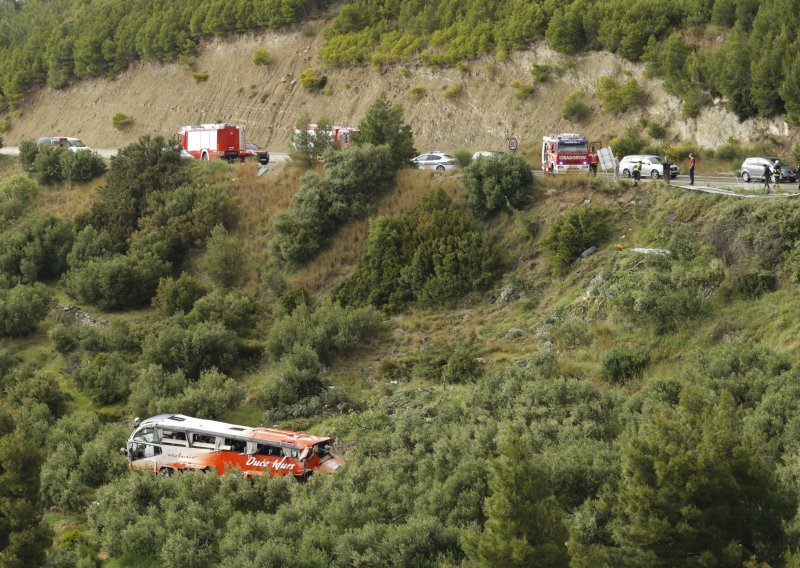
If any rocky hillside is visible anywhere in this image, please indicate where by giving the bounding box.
[4,21,794,156]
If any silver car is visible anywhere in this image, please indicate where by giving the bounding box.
[740,157,796,182]
[411,151,456,171]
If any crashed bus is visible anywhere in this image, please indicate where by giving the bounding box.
[125,414,343,480]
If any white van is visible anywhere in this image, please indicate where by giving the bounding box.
[37,136,93,152]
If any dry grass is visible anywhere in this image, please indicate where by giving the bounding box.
[27,177,104,221]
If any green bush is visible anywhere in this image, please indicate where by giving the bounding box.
[252,48,271,66]
[509,80,534,99]
[259,344,324,409]
[646,121,666,139]
[187,291,258,335]
[32,144,64,185]
[5,370,66,416]
[202,225,246,288]
[530,64,552,82]
[732,271,777,298]
[60,149,107,183]
[140,320,238,379]
[597,77,648,115]
[67,226,114,269]
[665,143,701,162]
[18,139,39,172]
[715,143,743,161]
[272,143,395,267]
[542,206,611,275]
[453,149,473,168]
[265,302,381,362]
[48,323,81,354]
[111,113,133,130]
[609,127,645,159]
[299,68,326,91]
[335,190,499,311]
[152,273,209,317]
[601,347,650,383]
[462,153,533,217]
[355,93,416,169]
[73,352,133,404]
[562,91,589,122]
[64,252,171,311]
[0,215,74,284]
[408,86,426,101]
[0,174,37,221]
[192,72,209,83]
[443,83,462,98]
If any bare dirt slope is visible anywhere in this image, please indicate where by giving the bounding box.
[5,21,791,156]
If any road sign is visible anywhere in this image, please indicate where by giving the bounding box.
[508,138,518,151]
[598,147,615,171]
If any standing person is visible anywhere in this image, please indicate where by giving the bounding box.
[633,160,642,187]
[688,153,695,185]
[589,146,598,177]
[763,162,772,193]
[772,160,782,191]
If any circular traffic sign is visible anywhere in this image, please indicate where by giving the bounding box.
[508,137,518,151]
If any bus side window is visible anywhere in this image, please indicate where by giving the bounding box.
[225,438,246,454]
[191,433,216,449]
[161,429,188,446]
[282,447,299,459]
[255,444,280,457]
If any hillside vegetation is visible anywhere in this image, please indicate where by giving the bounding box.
[3,94,800,566]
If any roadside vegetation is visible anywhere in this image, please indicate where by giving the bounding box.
[7,91,800,567]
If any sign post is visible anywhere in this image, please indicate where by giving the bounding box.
[597,147,616,180]
[508,137,518,153]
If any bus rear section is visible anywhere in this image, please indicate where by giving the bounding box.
[126,414,343,479]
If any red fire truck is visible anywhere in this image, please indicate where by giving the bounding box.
[179,123,248,162]
[542,133,598,174]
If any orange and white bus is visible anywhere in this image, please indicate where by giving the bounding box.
[125,414,343,480]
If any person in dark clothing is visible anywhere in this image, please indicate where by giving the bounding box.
[763,162,772,193]
[589,146,598,177]
[688,153,695,185]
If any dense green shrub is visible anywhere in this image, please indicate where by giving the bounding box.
[76,320,138,355]
[509,80,533,99]
[0,283,54,337]
[299,68,326,91]
[252,48,271,66]
[596,77,648,115]
[79,135,188,250]
[646,121,665,139]
[609,127,645,159]
[140,320,238,378]
[187,291,258,335]
[542,206,611,275]
[73,352,134,404]
[354,93,417,169]
[415,341,484,384]
[601,347,650,383]
[128,366,242,419]
[260,344,324,409]
[31,144,64,185]
[64,251,170,310]
[0,174,36,222]
[272,143,395,267]
[462,153,533,217]
[732,271,777,298]
[111,113,133,130]
[453,149,472,168]
[265,302,381,362]
[335,190,499,311]
[66,226,114,269]
[60,149,107,183]
[152,273,209,317]
[48,323,81,355]
[5,371,67,417]
[18,139,39,172]
[203,225,246,288]
[0,215,74,284]
[192,71,209,83]
[562,91,589,122]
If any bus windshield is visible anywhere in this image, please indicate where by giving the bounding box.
[558,142,587,153]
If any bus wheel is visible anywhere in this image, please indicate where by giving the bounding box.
[158,467,173,477]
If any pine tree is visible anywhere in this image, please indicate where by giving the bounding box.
[355,93,416,169]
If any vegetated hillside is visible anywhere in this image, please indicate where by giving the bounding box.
[5,100,800,564]
[3,24,795,158]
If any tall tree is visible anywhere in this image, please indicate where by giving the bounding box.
[355,93,416,169]
[611,388,795,566]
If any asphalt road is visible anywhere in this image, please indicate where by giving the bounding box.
[0,147,291,162]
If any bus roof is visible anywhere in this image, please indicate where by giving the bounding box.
[139,414,332,448]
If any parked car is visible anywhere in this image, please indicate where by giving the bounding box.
[618,155,679,179]
[740,157,797,182]
[471,150,502,161]
[37,136,92,152]
[243,142,270,165]
[411,151,457,171]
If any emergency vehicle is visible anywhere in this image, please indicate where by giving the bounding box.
[542,133,598,174]
[179,123,248,162]
[125,414,343,480]
[292,124,360,151]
